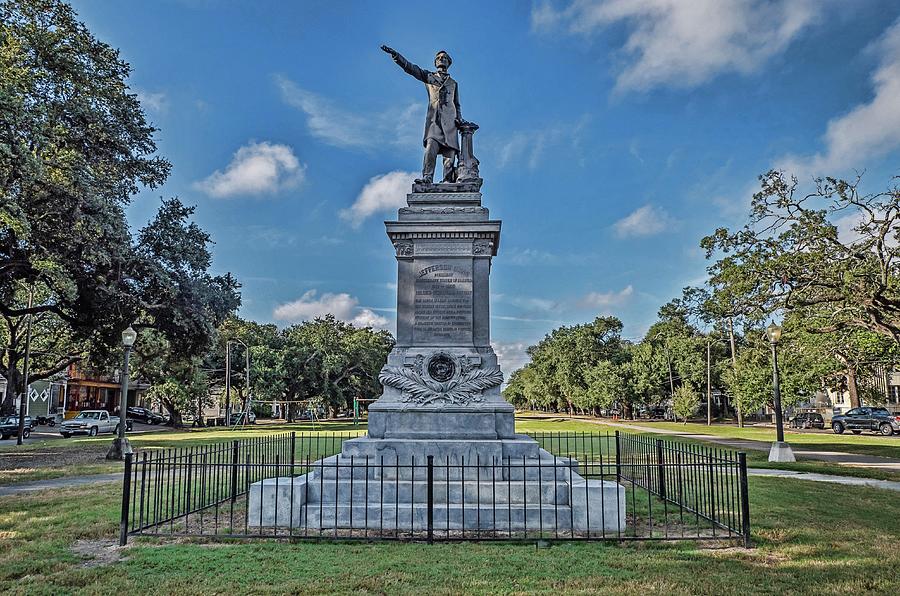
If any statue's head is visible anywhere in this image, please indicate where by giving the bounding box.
[434,50,451,72]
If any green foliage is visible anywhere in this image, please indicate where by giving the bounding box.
[702,170,900,342]
[512,317,630,414]
[672,383,700,422]
[0,0,240,413]
[723,326,828,415]
[209,315,394,420]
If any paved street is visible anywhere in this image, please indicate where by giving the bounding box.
[0,421,170,447]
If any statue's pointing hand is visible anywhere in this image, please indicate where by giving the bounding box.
[381,45,398,58]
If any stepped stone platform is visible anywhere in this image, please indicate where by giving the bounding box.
[247,446,625,533]
[248,177,626,535]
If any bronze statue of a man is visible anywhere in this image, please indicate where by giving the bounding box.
[381,45,462,184]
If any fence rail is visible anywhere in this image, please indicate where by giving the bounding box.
[119,430,749,546]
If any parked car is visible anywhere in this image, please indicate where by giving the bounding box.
[59,410,127,438]
[229,411,256,425]
[639,406,667,419]
[789,412,825,429]
[0,416,33,440]
[127,406,168,425]
[831,407,900,436]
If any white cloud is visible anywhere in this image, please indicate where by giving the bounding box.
[613,204,675,237]
[495,116,591,170]
[276,75,422,150]
[135,88,167,113]
[273,290,389,329]
[579,285,634,310]
[492,341,532,375]
[504,248,559,266]
[195,142,305,198]
[533,0,820,92]
[340,170,417,228]
[494,293,559,313]
[778,17,900,179]
[245,225,297,248]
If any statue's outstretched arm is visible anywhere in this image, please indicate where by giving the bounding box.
[381,45,429,84]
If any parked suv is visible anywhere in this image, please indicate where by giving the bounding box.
[127,406,168,425]
[831,407,900,436]
[789,412,825,429]
[0,416,33,440]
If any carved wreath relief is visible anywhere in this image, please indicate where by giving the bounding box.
[379,352,503,406]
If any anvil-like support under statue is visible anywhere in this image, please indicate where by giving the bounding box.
[248,47,624,534]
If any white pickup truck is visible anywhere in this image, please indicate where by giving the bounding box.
[59,410,125,438]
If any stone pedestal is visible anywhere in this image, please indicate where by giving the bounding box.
[369,182,508,441]
[768,441,796,462]
[249,180,626,535]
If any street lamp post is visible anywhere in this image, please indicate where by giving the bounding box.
[766,322,795,462]
[107,325,137,460]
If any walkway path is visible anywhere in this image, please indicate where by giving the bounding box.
[748,468,900,492]
[587,419,900,471]
[0,473,120,497]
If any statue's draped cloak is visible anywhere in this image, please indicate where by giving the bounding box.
[393,55,460,153]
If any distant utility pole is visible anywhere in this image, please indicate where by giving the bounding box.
[225,339,250,425]
[707,339,712,426]
[16,286,34,446]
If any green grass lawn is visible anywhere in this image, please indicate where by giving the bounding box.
[1,474,898,594]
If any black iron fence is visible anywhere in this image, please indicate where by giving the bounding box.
[119,430,750,546]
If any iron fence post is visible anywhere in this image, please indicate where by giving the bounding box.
[614,431,621,484]
[119,452,133,546]
[656,439,666,500]
[738,452,751,547]
[427,455,434,544]
[230,440,239,503]
[290,431,296,477]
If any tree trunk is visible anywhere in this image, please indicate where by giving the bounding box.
[194,398,205,427]
[846,368,861,408]
[1,369,19,415]
[162,399,183,427]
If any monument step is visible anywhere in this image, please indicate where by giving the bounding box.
[303,478,572,506]
[306,455,580,482]
[259,502,578,532]
[248,475,626,533]
[339,434,543,462]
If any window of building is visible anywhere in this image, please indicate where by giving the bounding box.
[889,385,900,404]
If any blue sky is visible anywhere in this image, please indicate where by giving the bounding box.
[71,0,900,372]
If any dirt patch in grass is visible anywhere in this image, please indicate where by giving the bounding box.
[71,539,129,568]
[0,443,121,486]
[0,443,111,472]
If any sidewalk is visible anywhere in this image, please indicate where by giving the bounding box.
[747,468,900,492]
[0,473,121,497]
[588,419,900,472]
